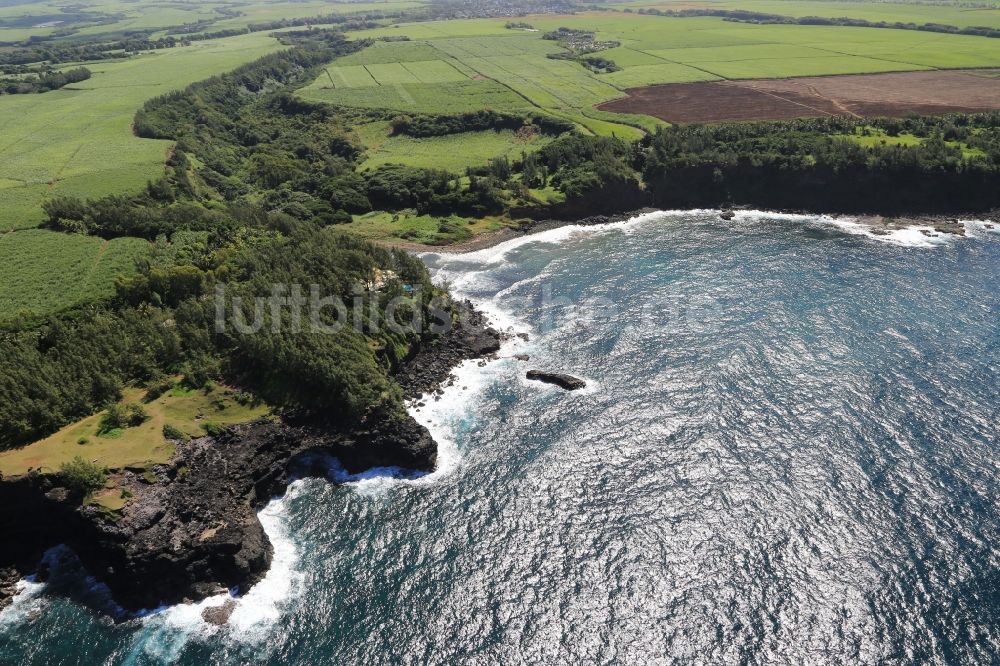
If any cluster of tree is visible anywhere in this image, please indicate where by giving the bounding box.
[542,26,620,72]
[7,31,519,450]
[0,10,384,68]
[0,66,90,94]
[389,110,574,138]
[0,34,194,66]
[59,456,109,496]
[542,27,620,54]
[0,307,185,449]
[532,133,643,205]
[642,118,1000,212]
[407,0,576,22]
[576,56,619,73]
[634,7,1000,39]
[505,22,535,30]
[543,27,593,41]
[497,113,1000,215]
[0,11,122,48]
[1,219,443,450]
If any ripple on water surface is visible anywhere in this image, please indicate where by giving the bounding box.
[2,211,998,664]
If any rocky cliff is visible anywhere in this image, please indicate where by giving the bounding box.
[0,300,501,614]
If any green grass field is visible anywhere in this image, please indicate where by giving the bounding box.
[0,32,282,231]
[0,0,427,45]
[833,128,987,157]
[357,123,553,171]
[0,382,270,479]
[0,229,150,321]
[296,12,1000,141]
[4,0,1000,288]
[345,210,514,245]
[606,0,1000,30]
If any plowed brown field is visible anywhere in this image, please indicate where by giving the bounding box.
[598,70,1000,123]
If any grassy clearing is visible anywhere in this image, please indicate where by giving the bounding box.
[833,130,987,158]
[358,125,553,172]
[299,77,534,114]
[333,40,446,65]
[345,210,514,245]
[0,230,150,321]
[0,381,269,478]
[0,32,281,231]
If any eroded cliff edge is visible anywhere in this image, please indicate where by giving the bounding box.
[0,302,501,614]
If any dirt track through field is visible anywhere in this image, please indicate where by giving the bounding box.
[598,70,1000,123]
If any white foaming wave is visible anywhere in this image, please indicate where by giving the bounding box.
[0,579,46,629]
[124,484,306,661]
[429,209,671,268]
[728,208,990,248]
[225,492,304,636]
[730,209,848,224]
[405,357,504,484]
[963,219,1000,239]
[399,295,532,489]
[822,218,953,248]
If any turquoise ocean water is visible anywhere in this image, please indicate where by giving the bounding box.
[2,211,999,664]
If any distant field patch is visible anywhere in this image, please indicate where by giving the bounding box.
[0,230,150,320]
[326,64,379,87]
[0,32,282,230]
[689,55,930,80]
[302,15,1000,138]
[365,61,423,85]
[332,40,446,65]
[428,35,560,58]
[402,59,468,83]
[299,78,534,114]
[358,126,553,172]
[601,62,719,88]
[598,70,1000,123]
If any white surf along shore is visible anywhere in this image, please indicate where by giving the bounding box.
[2,208,996,652]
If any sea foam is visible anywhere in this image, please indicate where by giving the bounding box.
[121,484,306,661]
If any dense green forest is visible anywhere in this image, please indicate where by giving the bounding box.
[0,30,447,450]
[636,115,1000,213]
[513,114,1000,214]
[6,26,1000,452]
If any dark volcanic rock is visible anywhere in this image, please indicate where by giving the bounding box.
[0,566,21,612]
[394,299,503,399]
[0,300,502,615]
[526,370,587,391]
[720,210,735,221]
[933,220,966,236]
[0,421,435,615]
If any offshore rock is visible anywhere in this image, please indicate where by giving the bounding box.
[0,301,501,615]
[526,370,587,391]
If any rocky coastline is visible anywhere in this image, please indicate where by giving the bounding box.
[0,301,501,616]
[394,207,998,255]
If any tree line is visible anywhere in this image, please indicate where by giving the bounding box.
[1,30,458,451]
[0,67,90,94]
[633,7,1000,40]
[507,113,1000,215]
